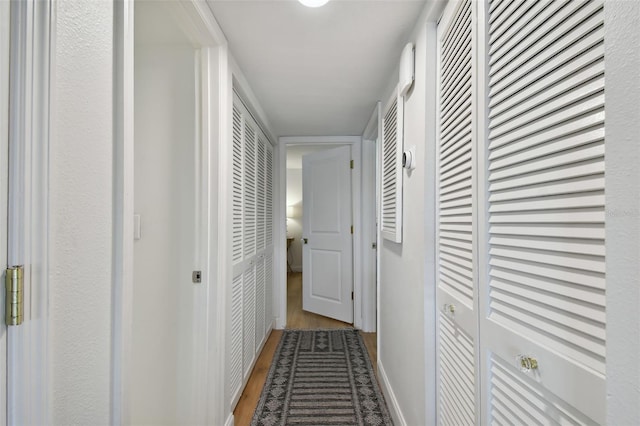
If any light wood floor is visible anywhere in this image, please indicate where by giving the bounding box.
[233,272,378,426]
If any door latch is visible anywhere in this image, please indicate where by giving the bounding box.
[303,238,308,244]
[192,270,202,284]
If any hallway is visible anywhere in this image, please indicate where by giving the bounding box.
[2,0,638,424]
[233,272,377,425]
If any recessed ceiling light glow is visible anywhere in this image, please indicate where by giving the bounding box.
[298,0,330,8]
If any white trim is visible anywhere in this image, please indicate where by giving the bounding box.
[7,1,51,423]
[276,136,364,330]
[422,20,438,426]
[377,360,407,426]
[604,1,640,423]
[361,102,380,333]
[112,1,134,423]
[212,44,233,425]
[0,1,9,422]
[362,103,380,140]
[224,412,235,426]
[474,0,490,423]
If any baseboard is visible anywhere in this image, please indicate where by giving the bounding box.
[224,412,234,426]
[377,360,407,426]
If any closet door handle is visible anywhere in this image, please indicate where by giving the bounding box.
[516,355,539,372]
[443,303,455,315]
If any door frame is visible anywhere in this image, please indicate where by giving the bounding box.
[277,136,373,330]
[113,1,229,424]
[0,2,9,422]
[362,102,381,335]
[4,0,52,423]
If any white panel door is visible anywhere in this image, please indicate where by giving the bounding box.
[302,145,353,324]
[436,0,479,424]
[479,0,606,424]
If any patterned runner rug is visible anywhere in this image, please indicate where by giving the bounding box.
[251,329,393,426]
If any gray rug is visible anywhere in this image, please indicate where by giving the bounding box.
[251,329,393,426]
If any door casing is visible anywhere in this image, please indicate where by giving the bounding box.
[113,1,229,424]
[277,136,376,331]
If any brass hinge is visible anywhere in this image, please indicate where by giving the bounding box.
[350,225,354,234]
[350,160,354,169]
[5,265,24,326]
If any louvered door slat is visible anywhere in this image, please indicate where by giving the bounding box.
[243,124,256,258]
[491,1,601,84]
[491,262,604,298]
[232,107,244,264]
[490,355,596,426]
[441,83,472,129]
[438,313,476,426]
[484,0,606,423]
[489,0,533,45]
[265,252,273,329]
[229,274,243,402]
[490,44,604,120]
[242,265,255,377]
[490,63,603,133]
[266,146,273,247]
[490,15,603,103]
[255,257,265,346]
[257,137,266,251]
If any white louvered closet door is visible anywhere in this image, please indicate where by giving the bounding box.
[480,0,606,424]
[381,88,403,243]
[436,0,479,424]
[228,94,275,409]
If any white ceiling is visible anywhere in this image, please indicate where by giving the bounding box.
[207,0,426,137]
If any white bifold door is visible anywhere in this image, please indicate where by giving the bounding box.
[227,93,275,410]
[436,0,480,424]
[302,146,353,324]
[436,0,606,424]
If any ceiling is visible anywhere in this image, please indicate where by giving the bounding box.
[207,0,427,138]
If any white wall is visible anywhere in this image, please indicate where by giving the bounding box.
[49,1,113,423]
[605,1,640,423]
[286,168,303,271]
[377,12,430,426]
[132,43,197,424]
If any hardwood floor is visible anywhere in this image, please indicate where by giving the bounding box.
[233,272,378,426]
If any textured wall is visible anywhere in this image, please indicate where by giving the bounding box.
[49,0,113,423]
[132,43,197,424]
[604,1,640,424]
